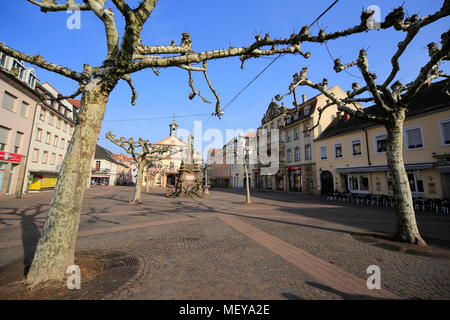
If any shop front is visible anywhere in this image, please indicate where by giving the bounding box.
[0,151,23,195]
[287,166,302,192]
[27,171,59,191]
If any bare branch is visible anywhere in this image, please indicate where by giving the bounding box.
[121,74,137,105]
[84,0,119,60]
[403,29,450,103]
[0,42,87,82]
[187,69,210,104]
[27,0,90,12]
[202,61,221,116]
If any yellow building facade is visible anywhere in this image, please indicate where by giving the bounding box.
[314,80,450,199]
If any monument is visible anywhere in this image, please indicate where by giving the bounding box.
[167,134,208,198]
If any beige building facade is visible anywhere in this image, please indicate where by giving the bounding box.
[314,80,450,199]
[0,55,40,195]
[25,82,77,192]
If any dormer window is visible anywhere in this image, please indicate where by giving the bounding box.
[304,106,310,116]
[294,113,299,120]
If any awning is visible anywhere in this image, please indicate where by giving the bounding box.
[437,166,450,173]
[336,162,436,173]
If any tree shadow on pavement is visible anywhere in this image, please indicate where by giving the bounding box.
[305,281,388,300]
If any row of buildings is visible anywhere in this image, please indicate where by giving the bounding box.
[0,53,140,195]
[207,80,450,199]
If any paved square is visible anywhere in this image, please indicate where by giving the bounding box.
[0,186,449,299]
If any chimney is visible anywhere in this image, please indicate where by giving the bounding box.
[302,94,307,103]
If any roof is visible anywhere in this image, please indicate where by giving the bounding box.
[154,135,187,146]
[94,144,121,165]
[112,153,130,167]
[0,68,41,100]
[315,80,450,141]
[67,99,80,109]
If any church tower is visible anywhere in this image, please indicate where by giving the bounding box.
[169,115,178,137]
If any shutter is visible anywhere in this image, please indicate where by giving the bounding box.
[2,92,16,111]
[0,126,10,145]
[14,132,23,147]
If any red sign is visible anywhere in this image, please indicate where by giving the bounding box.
[288,166,301,170]
[0,151,22,162]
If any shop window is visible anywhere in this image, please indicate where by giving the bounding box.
[348,174,369,193]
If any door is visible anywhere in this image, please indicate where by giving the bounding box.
[320,171,334,196]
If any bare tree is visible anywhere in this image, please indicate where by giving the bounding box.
[275,4,450,246]
[105,131,169,204]
[0,0,417,287]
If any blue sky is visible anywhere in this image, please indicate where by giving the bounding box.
[1,1,448,156]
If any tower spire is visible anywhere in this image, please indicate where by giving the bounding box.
[169,114,178,137]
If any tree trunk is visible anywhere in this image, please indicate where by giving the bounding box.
[244,162,251,204]
[131,161,144,204]
[386,116,426,246]
[25,79,109,287]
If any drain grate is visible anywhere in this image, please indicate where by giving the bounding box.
[57,250,141,299]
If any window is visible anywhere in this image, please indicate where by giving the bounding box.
[57,118,61,129]
[304,106,310,115]
[294,128,300,140]
[95,161,101,171]
[69,125,73,135]
[304,124,310,137]
[32,149,39,162]
[58,154,63,166]
[287,150,292,162]
[45,132,51,144]
[0,126,10,151]
[36,128,43,141]
[2,91,16,111]
[305,144,312,160]
[61,138,65,149]
[351,139,362,156]
[334,143,343,158]
[170,162,174,169]
[439,119,450,145]
[348,174,369,193]
[375,134,387,153]
[295,147,300,161]
[405,126,423,149]
[53,135,59,147]
[49,113,54,125]
[50,153,56,165]
[42,151,48,164]
[320,145,328,160]
[408,172,424,195]
[20,101,29,118]
[287,131,291,142]
[14,132,23,154]
[63,121,67,132]
[39,108,46,121]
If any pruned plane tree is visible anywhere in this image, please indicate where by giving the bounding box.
[0,0,427,287]
[275,3,450,246]
[105,131,170,204]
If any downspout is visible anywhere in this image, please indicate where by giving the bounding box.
[20,97,40,196]
[363,127,371,166]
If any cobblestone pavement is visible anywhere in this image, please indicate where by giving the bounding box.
[0,186,449,299]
